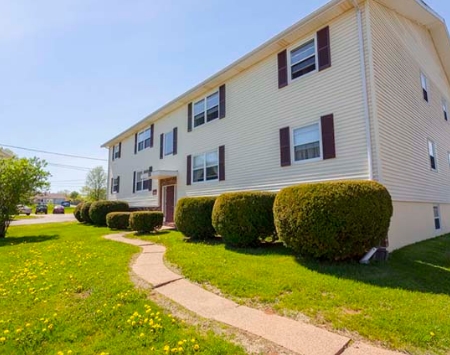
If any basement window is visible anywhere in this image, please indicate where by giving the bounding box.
[433,205,441,230]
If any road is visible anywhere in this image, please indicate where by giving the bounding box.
[10,214,76,226]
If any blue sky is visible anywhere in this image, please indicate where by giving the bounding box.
[1,0,449,192]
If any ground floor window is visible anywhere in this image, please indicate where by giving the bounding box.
[193,150,218,183]
[136,170,150,191]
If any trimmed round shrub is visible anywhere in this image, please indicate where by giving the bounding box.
[274,180,393,261]
[175,197,217,240]
[74,203,84,223]
[80,202,92,224]
[212,191,276,247]
[89,200,129,226]
[129,212,164,233]
[106,212,131,230]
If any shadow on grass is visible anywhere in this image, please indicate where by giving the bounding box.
[219,234,450,296]
[0,234,59,247]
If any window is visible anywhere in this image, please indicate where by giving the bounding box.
[443,99,448,121]
[193,150,219,183]
[193,92,219,128]
[112,177,119,193]
[293,123,321,162]
[113,144,120,160]
[421,73,429,102]
[135,170,150,192]
[138,128,151,151]
[428,139,437,171]
[164,131,174,156]
[433,205,441,230]
[290,39,316,80]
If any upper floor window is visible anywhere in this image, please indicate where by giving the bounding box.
[164,131,174,156]
[421,73,429,102]
[136,170,150,192]
[138,128,151,151]
[293,123,321,162]
[193,150,218,183]
[194,92,219,128]
[428,139,437,171]
[290,39,316,80]
[112,144,120,160]
[443,99,448,121]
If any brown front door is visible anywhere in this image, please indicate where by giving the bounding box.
[164,185,175,223]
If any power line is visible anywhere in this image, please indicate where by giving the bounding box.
[47,163,92,171]
[0,143,107,161]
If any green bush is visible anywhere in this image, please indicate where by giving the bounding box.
[80,202,92,224]
[175,197,217,240]
[89,200,129,226]
[74,203,84,223]
[129,212,164,233]
[106,212,131,230]
[274,180,393,261]
[212,191,276,247]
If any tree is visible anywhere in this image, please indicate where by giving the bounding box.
[69,191,80,200]
[57,190,71,197]
[82,166,107,201]
[0,157,50,238]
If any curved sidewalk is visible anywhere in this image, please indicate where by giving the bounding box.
[104,233,404,355]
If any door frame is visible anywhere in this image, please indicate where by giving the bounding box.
[162,184,176,223]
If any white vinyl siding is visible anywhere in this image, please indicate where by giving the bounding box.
[370,0,450,203]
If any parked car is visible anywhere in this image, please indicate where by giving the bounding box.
[35,204,48,214]
[61,201,71,207]
[53,205,65,214]
[17,205,32,216]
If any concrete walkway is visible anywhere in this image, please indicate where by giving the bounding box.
[104,233,404,355]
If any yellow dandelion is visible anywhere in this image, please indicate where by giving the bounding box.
[48,324,53,330]
[164,345,170,352]
[67,351,73,354]
[57,352,64,355]
[178,347,183,352]
[15,328,22,333]
[3,330,9,334]
[193,344,199,351]
[25,323,31,327]
[191,338,196,343]
[430,331,435,337]
[139,333,145,338]
[0,337,5,342]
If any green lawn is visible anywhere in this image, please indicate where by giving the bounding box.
[0,223,246,355]
[134,231,450,355]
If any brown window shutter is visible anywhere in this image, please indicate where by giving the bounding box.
[321,114,336,159]
[148,166,153,191]
[117,176,120,193]
[173,127,178,155]
[134,133,138,154]
[187,103,193,132]
[110,178,113,194]
[132,172,136,193]
[277,50,288,89]
[118,142,122,158]
[150,124,154,148]
[219,84,226,119]
[160,133,164,159]
[219,145,225,181]
[279,127,291,167]
[186,155,192,186]
[317,26,331,71]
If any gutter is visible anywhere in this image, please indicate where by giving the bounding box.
[352,0,374,180]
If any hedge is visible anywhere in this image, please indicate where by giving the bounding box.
[129,212,164,233]
[89,200,129,226]
[73,203,84,223]
[80,202,92,224]
[106,212,131,230]
[212,191,276,247]
[273,180,393,260]
[175,197,217,240]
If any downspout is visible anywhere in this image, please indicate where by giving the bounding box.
[352,0,374,180]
